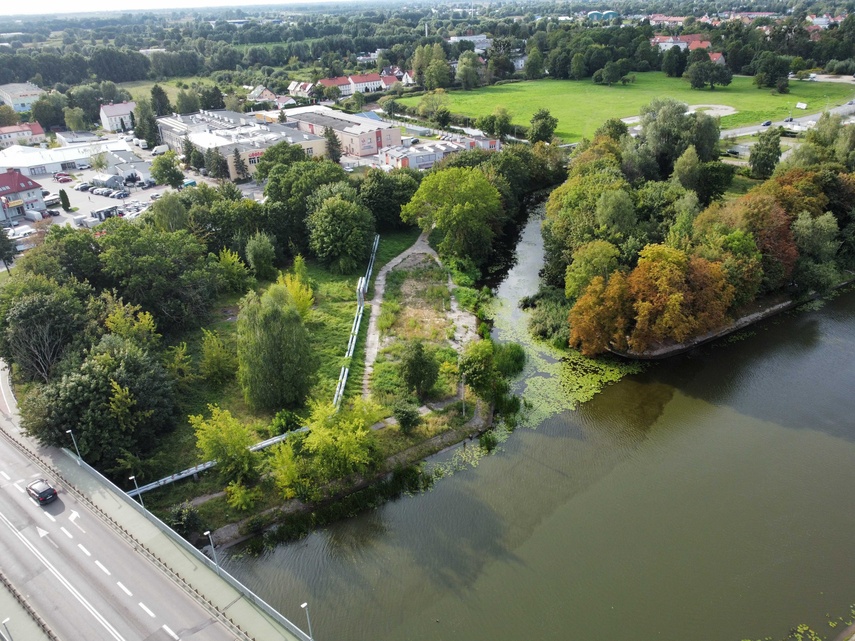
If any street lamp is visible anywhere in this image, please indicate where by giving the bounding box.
[128,475,144,510]
[300,602,314,641]
[65,429,81,465]
[2,617,11,641]
[204,530,220,576]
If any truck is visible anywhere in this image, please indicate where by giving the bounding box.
[151,144,169,156]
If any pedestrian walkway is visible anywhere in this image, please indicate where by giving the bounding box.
[0,578,57,641]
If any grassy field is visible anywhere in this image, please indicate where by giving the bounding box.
[398,72,855,141]
[117,76,218,103]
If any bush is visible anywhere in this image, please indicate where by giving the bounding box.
[218,248,256,293]
[200,328,237,386]
[393,400,421,434]
[225,481,263,511]
[245,232,277,280]
[270,409,302,434]
[494,342,526,377]
[165,501,202,537]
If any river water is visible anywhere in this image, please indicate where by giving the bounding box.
[224,214,855,641]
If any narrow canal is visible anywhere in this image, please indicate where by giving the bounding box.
[224,211,855,641]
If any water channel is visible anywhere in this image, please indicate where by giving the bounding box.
[224,212,855,641]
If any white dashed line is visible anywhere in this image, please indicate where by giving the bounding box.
[95,561,111,575]
[117,582,132,596]
[60,527,73,539]
[12,482,23,493]
[0,471,9,480]
[162,624,180,640]
[138,602,155,618]
[43,511,55,522]
[78,544,91,556]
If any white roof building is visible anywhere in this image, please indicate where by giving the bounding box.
[100,101,137,132]
[0,82,45,113]
[0,140,132,177]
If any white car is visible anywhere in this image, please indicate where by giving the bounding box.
[77,163,91,170]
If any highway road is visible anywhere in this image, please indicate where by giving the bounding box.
[0,379,244,641]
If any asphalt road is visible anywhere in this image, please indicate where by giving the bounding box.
[0,378,241,641]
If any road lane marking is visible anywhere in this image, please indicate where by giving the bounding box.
[95,560,111,575]
[43,511,55,522]
[0,509,128,641]
[12,482,23,493]
[0,471,9,480]
[78,543,91,556]
[60,527,73,538]
[117,581,132,596]
[69,511,86,533]
[162,624,180,640]
[138,602,155,617]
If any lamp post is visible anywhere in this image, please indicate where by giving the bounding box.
[2,617,11,641]
[300,602,314,641]
[204,530,220,576]
[128,475,144,510]
[65,429,81,465]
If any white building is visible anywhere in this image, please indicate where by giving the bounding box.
[0,122,45,149]
[100,101,136,132]
[0,82,45,113]
[0,139,133,177]
[0,168,45,223]
[283,105,402,157]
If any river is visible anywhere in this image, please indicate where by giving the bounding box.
[223,213,855,641]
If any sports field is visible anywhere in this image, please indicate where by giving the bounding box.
[398,72,855,141]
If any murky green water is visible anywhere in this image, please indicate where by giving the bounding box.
[224,215,855,641]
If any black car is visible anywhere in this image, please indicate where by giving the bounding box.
[761,120,772,126]
[45,209,61,217]
[784,117,794,122]
[27,479,58,505]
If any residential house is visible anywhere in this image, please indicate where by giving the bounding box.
[709,52,726,66]
[0,82,45,113]
[402,70,417,86]
[247,85,277,102]
[0,122,45,149]
[349,73,384,94]
[0,168,44,222]
[99,101,136,132]
[288,81,315,99]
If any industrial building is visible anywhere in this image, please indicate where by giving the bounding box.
[0,82,45,113]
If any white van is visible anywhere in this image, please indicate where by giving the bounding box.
[24,211,43,223]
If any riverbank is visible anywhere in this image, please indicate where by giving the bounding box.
[609,278,855,360]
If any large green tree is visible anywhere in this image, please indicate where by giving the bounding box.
[323,126,342,163]
[150,151,184,189]
[749,127,782,179]
[150,84,172,116]
[529,108,558,144]
[401,167,504,268]
[399,340,438,401]
[307,195,375,274]
[253,140,307,182]
[132,99,158,148]
[236,290,313,411]
[191,405,258,483]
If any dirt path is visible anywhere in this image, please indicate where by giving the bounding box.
[361,231,477,398]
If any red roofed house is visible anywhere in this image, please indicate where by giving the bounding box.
[349,73,384,94]
[381,75,399,89]
[100,101,136,132]
[709,52,726,65]
[0,122,45,149]
[317,76,353,98]
[0,168,44,222]
[688,40,712,51]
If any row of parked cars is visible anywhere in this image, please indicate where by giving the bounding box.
[73,183,130,199]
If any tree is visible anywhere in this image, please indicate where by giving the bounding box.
[401,167,503,268]
[200,328,237,386]
[0,105,18,127]
[529,108,558,144]
[684,61,733,90]
[150,84,171,116]
[565,240,621,301]
[244,231,276,280]
[399,340,439,401]
[58,189,70,212]
[570,53,587,80]
[477,106,512,141]
[253,141,307,182]
[90,151,108,172]
[63,106,86,131]
[31,93,67,130]
[459,340,505,401]
[148,191,188,232]
[433,107,451,129]
[792,211,840,293]
[232,148,249,181]
[662,46,686,78]
[749,127,782,179]
[307,196,375,274]
[133,99,158,148]
[236,290,313,411]
[357,168,420,231]
[150,151,184,189]
[417,89,449,119]
[204,148,229,180]
[191,405,258,483]
[525,49,545,80]
[378,96,399,118]
[324,127,342,163]
[20,335,175,469]
[456,51,481,89]
[0,228,15,272]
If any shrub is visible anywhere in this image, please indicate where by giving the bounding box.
[494,342,526,377]
[200,328,236,386]
[218,248,256,293]
[225,481,263,511]
[393,400,421,434]
[165,501,202,537]
[245,232,277,280]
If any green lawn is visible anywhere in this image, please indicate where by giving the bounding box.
[117,76,217,103]
[398,72,855,141]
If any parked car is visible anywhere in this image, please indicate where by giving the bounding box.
[112,191,130,199]
[151,193,161,201]
[74,183,91,191]
[57,176,73,183]
[784,117,794,123]
[26,479,58,505]
[45,209,61,217]
[77,163,91,170]
[761,120,772,126]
